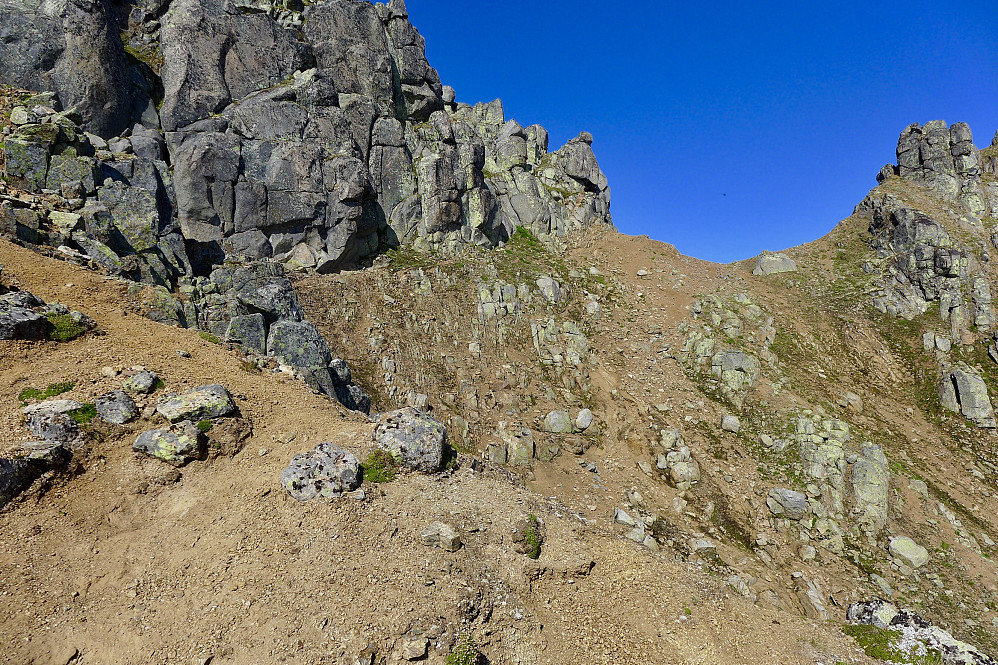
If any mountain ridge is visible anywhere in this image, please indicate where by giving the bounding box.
[1,2,998,664]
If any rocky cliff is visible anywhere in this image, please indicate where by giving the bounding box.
[0,0,611,280]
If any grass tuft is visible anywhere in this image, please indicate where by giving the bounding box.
[19,382,75,405]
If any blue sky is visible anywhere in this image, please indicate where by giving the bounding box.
[409,1,998,263]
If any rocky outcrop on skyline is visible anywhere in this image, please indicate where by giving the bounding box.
[0,0,612,283]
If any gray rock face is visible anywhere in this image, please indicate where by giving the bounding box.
[939,366,996,428]
[225,313,267,355]
[159,0,313,132]
[766,488,808,521]
[0,0,134,136]
[280,441,361,501]
[501,423,535,466]
[753,252,798,276]
[95,390,139,425]
[851,443,889,535]
[0,442,71,509]
[133,420,203,466]
[156,384,237,423]
[26,412,79,444]
[373,407,448,473]
[267,319,332,369]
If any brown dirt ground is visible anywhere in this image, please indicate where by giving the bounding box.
[0,239,879,665]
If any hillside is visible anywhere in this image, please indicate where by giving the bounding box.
[1,1,998,664]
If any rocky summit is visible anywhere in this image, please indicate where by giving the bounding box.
[1,2,998,665]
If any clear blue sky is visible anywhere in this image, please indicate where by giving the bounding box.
[407,1,998,263]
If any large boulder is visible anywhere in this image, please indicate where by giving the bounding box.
[0,0,134,136]
[939,366,996,428]
[156,384,237,423]
[280,441,360,501]
[373,407,448,473]
[267,319,332,369]
[753,252,798,276]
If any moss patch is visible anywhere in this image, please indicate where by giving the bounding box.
[18,382,75,405]
[842,625,942,664]
[198,331,222,345]
[524,514,542,559]
[45,314,87,342]
[361,450,398,483]
[445,634,480,665]
[67,403,97,425]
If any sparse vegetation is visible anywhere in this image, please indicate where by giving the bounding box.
[198,331,222,345]
[19,382,75,404]
[196,420,213,433]
[445,634,480,665]
[524,514,542,559]
[361,450,398,483]
[45,314,86,342]
[842,625,943,664]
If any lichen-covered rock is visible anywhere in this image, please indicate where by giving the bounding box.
[541,410,573,433]
[753,252,798,276]
[501,422,535,466]
[123,369,159,394]
[943,366,996,428]
[767,488,808,520]
[280,442,360,501]
[225,313,267,355]
[156,384,236,423]
[373,407,448,473]
[266,320,332,370]
[94,390,139,425]
[133,421,202,466]
[848,600,997,665]
[851,443,889,535]
[889,536,930,569]
[26,412,80,444]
